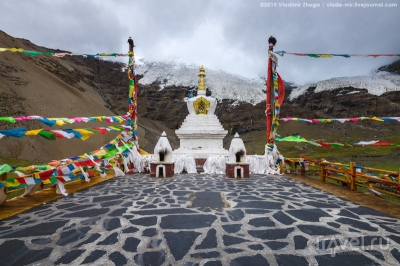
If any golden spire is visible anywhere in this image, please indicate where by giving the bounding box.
[198,65,206,91]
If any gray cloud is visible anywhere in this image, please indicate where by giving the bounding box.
[1,0,399,85]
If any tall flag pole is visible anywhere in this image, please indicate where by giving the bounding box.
[264,35,284,174]
[266,35,277,144]
[127,36,139,152]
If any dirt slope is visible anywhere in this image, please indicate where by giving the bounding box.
[0,31,121,163]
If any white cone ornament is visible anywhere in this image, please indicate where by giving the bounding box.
[154,132,173,162]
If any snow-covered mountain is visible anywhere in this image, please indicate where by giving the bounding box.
[135,60,265,104]
[289,71,400,101]
[135,59,400,104]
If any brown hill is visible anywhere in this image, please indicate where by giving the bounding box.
[1,30,399,169]
[0,31,127,163]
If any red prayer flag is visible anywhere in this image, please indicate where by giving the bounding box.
[316,142,332,148]
[38,169,56,178]
[16,178,27,184]
[277,73,285,106]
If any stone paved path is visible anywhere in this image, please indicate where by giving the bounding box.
[1,174,400,265]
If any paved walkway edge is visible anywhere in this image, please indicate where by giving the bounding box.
[285,173,400,219]
[0,173,117,220]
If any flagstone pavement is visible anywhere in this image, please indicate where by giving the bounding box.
[1,173,400,266]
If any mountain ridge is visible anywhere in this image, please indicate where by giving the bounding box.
[136,59,266,104]
[1,30,400,165]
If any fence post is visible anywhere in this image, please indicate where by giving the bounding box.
[0,173,6,181]
[398,168,400,184]
[1,173,7,194]
[300,165,306,176]
[299,158,306,175]
[320,160,326,182]
[349,162,357,191]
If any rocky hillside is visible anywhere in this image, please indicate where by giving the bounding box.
[0,31,127,163]
[285,87,400,118]
[379,59,400,74]
[1,30,399,164]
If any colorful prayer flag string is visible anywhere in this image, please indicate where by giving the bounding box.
[0,135,137,189]
[276,135,400,148]
[275,51,400,58]
[0,126,128,140]
[0,115,129,126]
[280,116,400,123]
[0,47,129,57]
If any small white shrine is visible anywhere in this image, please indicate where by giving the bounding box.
[173,66,228,160]
[226,133,250,178]
[150,132,174,178]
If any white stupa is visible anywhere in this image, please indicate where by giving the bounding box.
[173,66,228,159]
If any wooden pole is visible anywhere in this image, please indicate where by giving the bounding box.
[398,168,400,184]
[301,164,306,176]
[128,36,139,152]
[299,158,305,176]
[349,162,357,191]
[266,56,272,143]
[1,173,7,194]
[0,173,6,181]
[266,36,276,145]
[320,159,326,182]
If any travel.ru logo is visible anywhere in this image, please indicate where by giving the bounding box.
[315,235,390,257]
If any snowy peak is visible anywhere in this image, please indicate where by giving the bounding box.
[136,60,400,104]
[135,60,265,104]
[289,72,400,101]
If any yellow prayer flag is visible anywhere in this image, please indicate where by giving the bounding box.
[108,126,122,131]
[139,149,149,155]
[55,119,66,126]
[319,54,333,58]
[26,129,43,136]
[8,48,24,52]
[5,178,21,187]
[94,149,107,156]
[370,116,384,122]
[73,129,94,141]
[93,116,103,122]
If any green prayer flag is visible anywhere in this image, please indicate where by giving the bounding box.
[49,177,59,184]
[0,117,16,124]
[38,131,56,140]
[22,50,54,57]
[104,150,118,158]
[35,165,49,171]
[0,164,13,175]
[279,136,308,142]
[330,143,343,148]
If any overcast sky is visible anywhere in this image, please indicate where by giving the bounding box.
[1,0,399,85]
